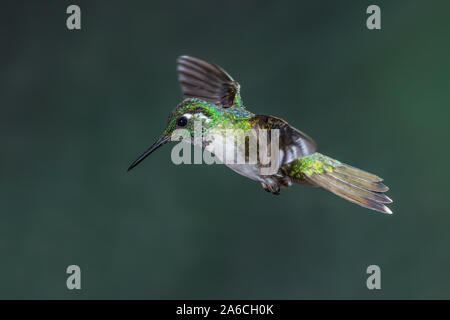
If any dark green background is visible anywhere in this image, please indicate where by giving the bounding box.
[1,0,449,299]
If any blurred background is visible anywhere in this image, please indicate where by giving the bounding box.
[1,0,449,299]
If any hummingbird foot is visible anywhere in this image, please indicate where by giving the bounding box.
[261,182,280,195]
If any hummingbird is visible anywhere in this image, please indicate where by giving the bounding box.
[128,56,392,214]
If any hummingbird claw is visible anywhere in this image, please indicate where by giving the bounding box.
[261,182,280,195]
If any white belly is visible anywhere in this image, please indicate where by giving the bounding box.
[204,131,264,182]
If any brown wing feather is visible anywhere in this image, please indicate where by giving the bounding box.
[251,115,317,167]
[177,56,239,108]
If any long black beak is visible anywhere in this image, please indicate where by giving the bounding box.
[127,136,170,171]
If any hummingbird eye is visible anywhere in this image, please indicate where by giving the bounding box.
[177,116,188,127]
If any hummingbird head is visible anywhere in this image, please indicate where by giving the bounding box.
[127,99,221,171]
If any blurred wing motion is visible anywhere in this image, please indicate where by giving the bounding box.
[286,153,393,214]
[177,55,242,108]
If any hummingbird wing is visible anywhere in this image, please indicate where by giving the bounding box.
[251,115,317,167]
[177,56,242,109]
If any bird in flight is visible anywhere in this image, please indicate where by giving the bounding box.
[128,56,392,214]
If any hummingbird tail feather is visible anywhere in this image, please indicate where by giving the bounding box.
[287,153,393,214]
